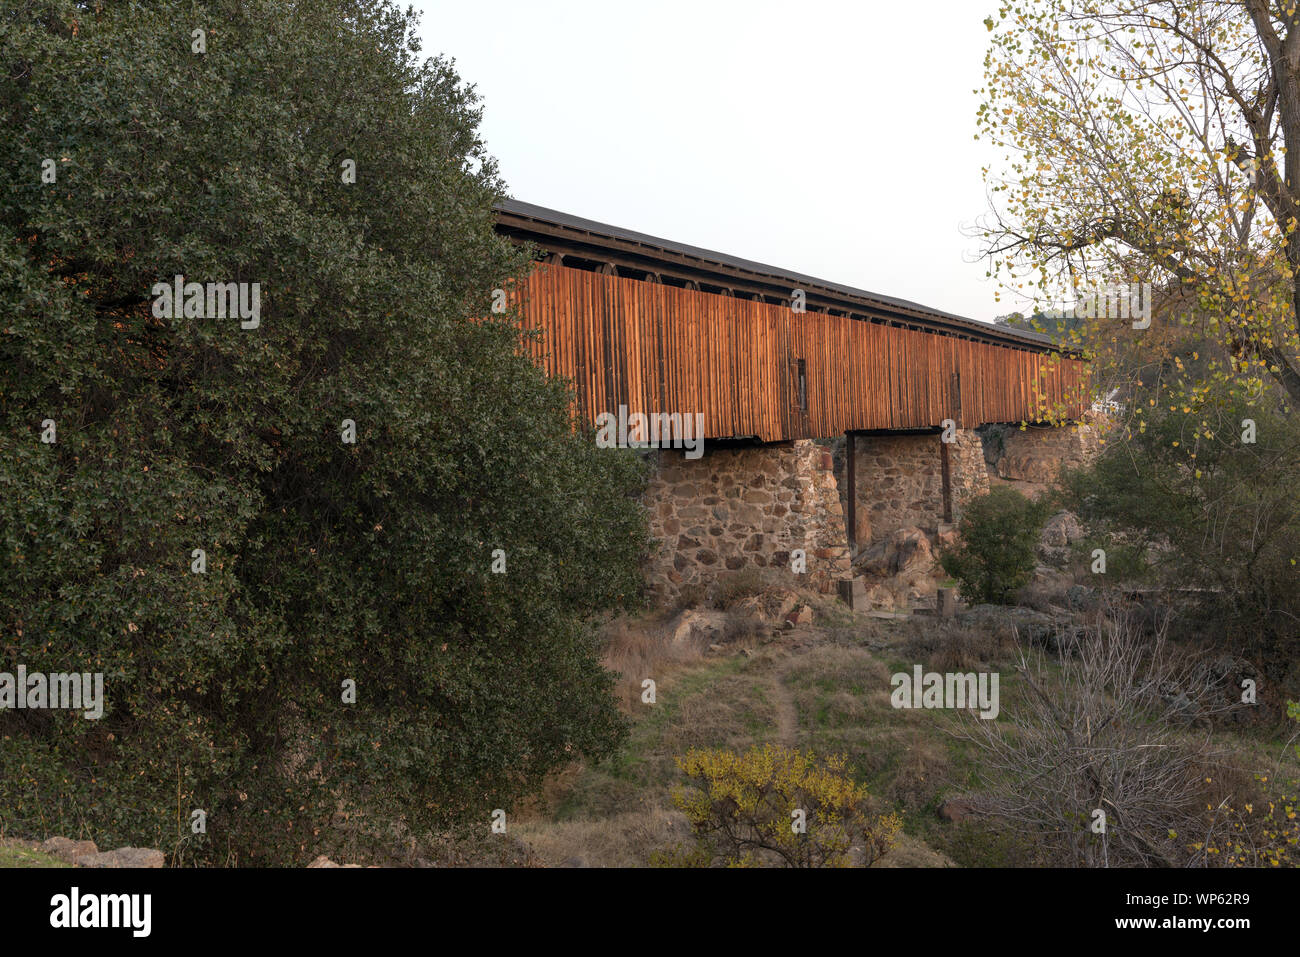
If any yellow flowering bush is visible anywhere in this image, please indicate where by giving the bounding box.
[668,744,900,868]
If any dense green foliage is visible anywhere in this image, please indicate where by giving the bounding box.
[939,486,1050,605]
[1062,393,1300,696]
[0,0,646,863]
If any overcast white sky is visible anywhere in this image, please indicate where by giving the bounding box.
[414,0,1012,323]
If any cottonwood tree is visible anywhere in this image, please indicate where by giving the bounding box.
[979,0,1300,416]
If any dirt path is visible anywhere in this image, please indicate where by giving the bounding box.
[770,659,799,748]
[763,642,957,868]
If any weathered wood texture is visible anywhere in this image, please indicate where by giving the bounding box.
[510,263,1088,441]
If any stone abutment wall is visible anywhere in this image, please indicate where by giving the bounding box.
[831,429,990,545]
[642,440,851,606]
[982,421,1104,485]
[640,421,1098,609]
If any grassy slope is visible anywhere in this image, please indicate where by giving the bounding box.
[515,598,987,866]
[514,596,1300,868]
[0,842,70,868]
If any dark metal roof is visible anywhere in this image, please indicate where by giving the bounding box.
[494,198,1067,354]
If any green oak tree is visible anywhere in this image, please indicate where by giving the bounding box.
[0,0,646,863]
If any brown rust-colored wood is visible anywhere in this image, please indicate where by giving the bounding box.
[510,263,1088,441]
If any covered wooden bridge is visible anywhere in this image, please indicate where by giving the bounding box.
[494,198,1088,444]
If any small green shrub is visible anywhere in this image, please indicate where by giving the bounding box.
[939,487,1051,604]
[1060,393,1300,696]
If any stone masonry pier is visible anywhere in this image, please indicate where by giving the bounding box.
[641,440,850,606]
[638,421,1098,609]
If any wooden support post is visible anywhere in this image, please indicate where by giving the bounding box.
[846,431,857,555]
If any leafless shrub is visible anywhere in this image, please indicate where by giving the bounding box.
[956,602,1240,867]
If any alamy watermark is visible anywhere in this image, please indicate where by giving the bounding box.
[595,404,706,459]
[151,275,260,329]
[0,666,104,719]
[890,665,999,719]
[1041,281,1152,329]
[50,887,150,937]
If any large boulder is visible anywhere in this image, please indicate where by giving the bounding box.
[39,837,98,865]
[667,609,726,649]
[74,847,165,868]
[1041,510,1084,548]
[785,604,814,627]
[858,526,935,578]
[728,589,800,625]
[1039,510,1085,566]
[853,526,945,610]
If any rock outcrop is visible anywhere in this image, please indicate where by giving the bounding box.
[985,421,1104,486]
[852,525,947,611]
[33,836,166,868]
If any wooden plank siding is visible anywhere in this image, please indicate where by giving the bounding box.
[510,263,1088,442]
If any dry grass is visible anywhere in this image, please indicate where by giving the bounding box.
[897,618,1019,673]
[530,597,1299,869]
[532,607,1044,867]
[887,730,951,809]
[782,645,893,731]
[600,614,708,712]
[503,654,777,866]
[780,644,951,808]
[512,597,1300,869]
[511,807,692,868]
[599,575,822,712]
